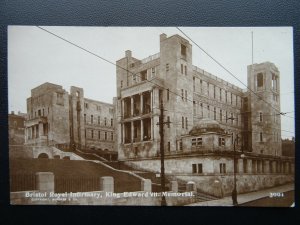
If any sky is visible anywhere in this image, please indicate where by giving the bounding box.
[8,26,294,139]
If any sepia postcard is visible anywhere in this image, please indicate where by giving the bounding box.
[8,26,295,206]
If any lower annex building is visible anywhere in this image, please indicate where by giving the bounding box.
[24,83,116,154]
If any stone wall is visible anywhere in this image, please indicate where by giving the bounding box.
[176,174,294,198]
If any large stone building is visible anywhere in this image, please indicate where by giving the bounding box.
[24,82,115,152]
[115,33,294,194]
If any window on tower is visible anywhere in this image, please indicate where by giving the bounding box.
[257,73,264,87]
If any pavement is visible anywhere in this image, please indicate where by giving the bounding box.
[187,183,294,206]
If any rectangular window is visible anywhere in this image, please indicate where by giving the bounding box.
[193,77,195,91]
[220,163,226,173]
[207,105,210,118]
[91,130,94,139]
[185,90,187,101]
[207,83,210,96]
[198,164,203,174]
[105,132,107,140]
[181,89,184,100]
[85,103,88,109]
[192,164,197,173]
[84,114,86,123]
[220,110,222,122]
[167,89,169,101]
[167,116,170,128]
[152,67,155,76]
[141,70,147,81]
[181,64,184,74]
[200,103,203,117]
[181,44,187,57]
[213,86,216,99]
[91,115,93,124]
[192,138,196,146]
[218,137,225,146]
[182,117,184,128]
[193,101,196,114]
[220,88,222,101]
[168,142,170,152]
[259,112,263,122]
[214,107,216,120]
[179,141,183,151]
[104,117,107,126]
[200,80,203,94]
[231,113,233,124]
[111,118,113,127]
[184,65,187,75]
[231,93,233,105]
[225,91,227,103]
[120,80,123,88]
[197,138,202,146]
[111,132,113,141]
[166,63,169,72]
[185,117,188,129]
[257,73,264,87]
[98,116,100,124]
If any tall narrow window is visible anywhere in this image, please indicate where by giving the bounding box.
[167,116,170,128]
[207,105,210,118]
[168,142,170,152]
[193,101,196,114]
[104,117,107,126]
[111,132,113,141]
[257,73,264,87]
[121,80,123,88]
[213,86,216,99]
[166,63,169,72]
[181,64,184,74]
[111,118,113,126]
[214,107,216,120]
[231,113,233,124]
[185,90,187,101]
[231,93,233,105]
[182,117,184,128]
[167,89,169,101]
[220,88,222,101]
[193,77,195,91]
[259,112,263,122]
[84,114,86,123]
[207,83,210,96]
[181,89,184,100]
[200,103,203,117]
[91,115,93,124]
[200,80,203,94]
[105,132,107,140]
[98,116,100,124]
[220,110,222,122]
[184,65,187,75]
[181,44,187,57]
[185,117,188,129]
[91,130,94,139]
[225,91,227,103]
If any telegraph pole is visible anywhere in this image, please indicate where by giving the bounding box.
[159,100,167,206]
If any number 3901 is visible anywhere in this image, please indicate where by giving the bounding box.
[270,192,284,198]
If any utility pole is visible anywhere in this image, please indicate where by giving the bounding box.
[159,100,167,206]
